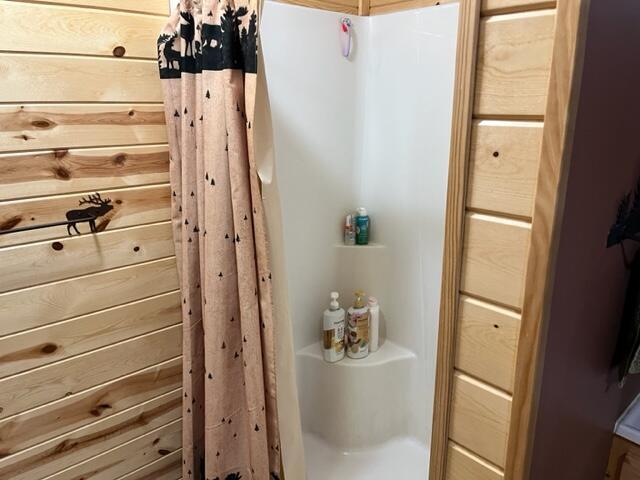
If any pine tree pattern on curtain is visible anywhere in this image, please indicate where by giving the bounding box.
[158,1,280,479]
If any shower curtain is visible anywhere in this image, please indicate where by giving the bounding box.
[158,1,282,478]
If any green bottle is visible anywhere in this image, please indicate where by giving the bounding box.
[355,207,369,245]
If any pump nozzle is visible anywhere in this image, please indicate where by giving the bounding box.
[330,292,340,311]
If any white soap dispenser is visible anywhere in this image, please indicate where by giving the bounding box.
[323,292,346,363]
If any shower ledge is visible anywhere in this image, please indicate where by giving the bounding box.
[297,340,416,367]
[334,243,386,249]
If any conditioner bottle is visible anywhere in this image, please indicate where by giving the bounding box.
[347,290,370,359]
[323,292,346,363]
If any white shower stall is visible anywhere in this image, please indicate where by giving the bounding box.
[261,2,458,477]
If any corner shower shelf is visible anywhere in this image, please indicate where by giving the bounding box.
[334,243,386,249]
[297,340,415,367]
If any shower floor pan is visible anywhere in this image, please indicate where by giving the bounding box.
[297,341,429,478]
[304,432,429,480]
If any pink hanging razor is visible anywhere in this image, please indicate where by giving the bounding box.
[340,17,352,58]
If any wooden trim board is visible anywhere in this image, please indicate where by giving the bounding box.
[429,1,482,478]
[504,1,591,478]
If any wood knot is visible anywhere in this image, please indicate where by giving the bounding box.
[41,343,58,354]
[112,46,126,57]
[158,449,171,456]
[54,149,69,159]
[493,151,500,157]
[115,199,123,205]
[52,166,71,180]
[52,241,64,251]
[113,154,127,165]
[90,403,112,416]
[32,120,52,129]
[0,216,22,232]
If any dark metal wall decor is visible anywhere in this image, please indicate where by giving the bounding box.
[0,192,113,237]
[65,193,113,235]
[607,176,640,248]
[608,176,640,385]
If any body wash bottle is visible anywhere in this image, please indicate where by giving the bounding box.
[323,292,346,363]
[347,290,370,359]
[368,296,380,352]
[355,207,370,245]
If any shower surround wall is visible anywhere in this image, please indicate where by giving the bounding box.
[262,2,458,477]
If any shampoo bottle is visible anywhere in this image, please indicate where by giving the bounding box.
[347,290,370,359]
[355,207,370,245]
[323,292,346,363]
[368,296,380,352]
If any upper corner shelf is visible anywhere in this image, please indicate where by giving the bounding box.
[334,243,386,249]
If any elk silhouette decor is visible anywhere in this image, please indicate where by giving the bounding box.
[65,193,114,235]
[608,176,640,385]
[0,192,114,237]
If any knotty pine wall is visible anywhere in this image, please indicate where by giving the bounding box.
[0,1,183,479]
[444,1,559,479]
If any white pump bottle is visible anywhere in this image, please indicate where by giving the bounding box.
[323,292,346,363]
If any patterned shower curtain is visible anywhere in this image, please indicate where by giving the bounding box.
[157,1,281,479]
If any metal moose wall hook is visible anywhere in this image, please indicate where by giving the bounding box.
[607,176,640,266]
[66,193,113,235]
[0,192,113,237]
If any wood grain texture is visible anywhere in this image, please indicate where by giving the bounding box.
[0,54,162,103]
[369,0,456,15]
[0,389,182,480]
[429,2,482,479]
[449,372,512,467]
[359,0,370,16]
[0,145,169,201]
[0,324,181,420]
[0,257,179,336]
[467,120,543,219]
[273,0,358,14]
[45,419,182,480]
[23,0,170,15]
[0,105,167,154]
[0,357,182,457]
[446,442,504,480]
[505,2,590,479]
[461,213,531,309]
[455,295,520,392]
[116,449,182,480]
[0,292,180,378]
[607,435,640,480]
[0,1,179,475]
[0,2,166,59]
[481,0,556,16]
[0,221,175,293]
[0,184,171,246]
[474,10,556,118]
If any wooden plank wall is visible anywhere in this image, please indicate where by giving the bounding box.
[0,1,183,479]
[442,1,558,478]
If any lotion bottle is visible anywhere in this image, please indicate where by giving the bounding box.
[323,292,346,363]
[347,290,370,359]
[368,296,380,352]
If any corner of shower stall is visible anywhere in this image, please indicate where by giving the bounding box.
[261,1,459,478]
